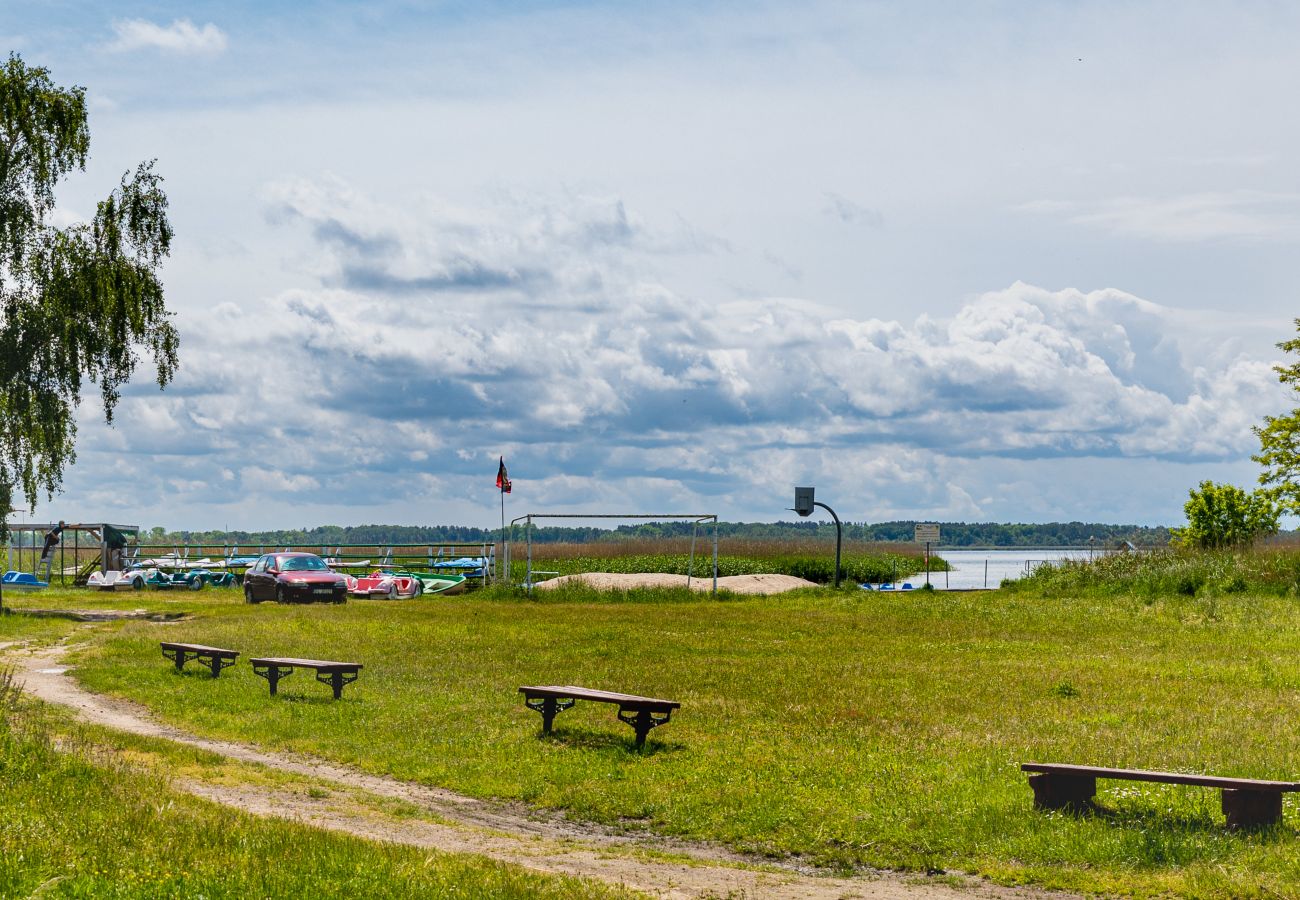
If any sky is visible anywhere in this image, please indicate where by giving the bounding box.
[6,0,1300,530]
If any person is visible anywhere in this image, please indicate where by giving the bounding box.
[84,525,130,572]
[103,525,129,571]
[38,521,65,583]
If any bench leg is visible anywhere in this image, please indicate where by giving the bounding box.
[315,670,359,699]
[202,655,231,678]
[1028,773,1096,812]
[617,707,673,749]
[524,696,575,733]
[254,665,292,696]
[162,648,189,673]
[1223,789,1282,828]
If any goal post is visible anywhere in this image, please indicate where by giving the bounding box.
[504,513,719,594]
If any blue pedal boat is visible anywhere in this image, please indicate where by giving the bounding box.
[2,571,48,591]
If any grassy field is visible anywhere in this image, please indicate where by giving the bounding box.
[0,663,629,900]
[22,569,1300,898]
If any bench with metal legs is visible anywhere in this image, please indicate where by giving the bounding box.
[250,657,362,700]
[160,642,239,678]
[520,685,680,748]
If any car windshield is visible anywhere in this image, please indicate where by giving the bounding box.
[280,556,328,572]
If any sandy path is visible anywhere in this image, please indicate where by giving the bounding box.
[6,641,1079,900]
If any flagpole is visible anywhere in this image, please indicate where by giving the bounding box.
[495,456,511,584]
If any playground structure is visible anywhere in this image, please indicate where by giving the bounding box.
[506,514,719,593]
[6,523,140,587]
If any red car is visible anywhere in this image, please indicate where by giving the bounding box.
[243,552,348,604]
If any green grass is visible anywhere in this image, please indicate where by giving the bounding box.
[0,608,80,644]
[0,668,631,899]
[1009,547,1300,599]
[1,583,224,615]
[53,576,1300,898]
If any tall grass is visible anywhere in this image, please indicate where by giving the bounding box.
[509,552,932,584]
[512,539,946,584]
[1008,547,1300,599]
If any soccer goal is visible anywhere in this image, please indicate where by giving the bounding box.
[504,513,719,593]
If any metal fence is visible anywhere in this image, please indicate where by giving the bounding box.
[4,530,498,586]
[127,542,498,584]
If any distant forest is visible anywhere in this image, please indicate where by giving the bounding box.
[145,520,1173,548]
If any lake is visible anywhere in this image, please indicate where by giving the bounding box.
[905,548,1091,590]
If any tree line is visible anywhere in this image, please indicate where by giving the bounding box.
[143,520,1173,548]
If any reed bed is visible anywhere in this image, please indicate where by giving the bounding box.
[517,537,926,559]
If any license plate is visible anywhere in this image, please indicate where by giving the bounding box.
[312,588,332,594]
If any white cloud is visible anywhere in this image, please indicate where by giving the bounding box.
[240,467,321,495]
[107,19,228,56]
[1022,191,1300,242]
[32,182,1290,529]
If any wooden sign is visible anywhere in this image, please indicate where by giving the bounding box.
[914,523,940,543]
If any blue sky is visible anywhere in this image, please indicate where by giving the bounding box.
[7,1,1300,529]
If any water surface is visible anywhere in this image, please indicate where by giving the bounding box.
[904,548,1091,590]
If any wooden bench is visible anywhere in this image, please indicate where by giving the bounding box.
[250,657,362,700]
[519,684,680,748]
[1022,762,1300,828]
[160,641,239,678]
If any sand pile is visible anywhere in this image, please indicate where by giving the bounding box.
[533,572,820,595]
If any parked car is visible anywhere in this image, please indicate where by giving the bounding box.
[243,552,348,604]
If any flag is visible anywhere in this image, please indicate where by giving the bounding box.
[495,457,512,494]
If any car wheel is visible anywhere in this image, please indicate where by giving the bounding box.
[411,580,424,598]
[244,584,256,604]
[131,576,144,590]
[276,585,287,604]
[188,577,203,591]
[386,582,398,600]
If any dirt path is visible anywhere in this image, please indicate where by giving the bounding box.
[7,641,1081,900]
